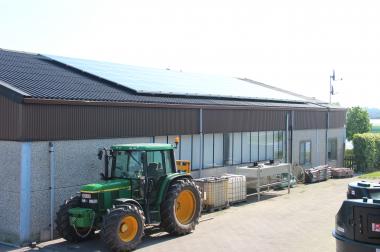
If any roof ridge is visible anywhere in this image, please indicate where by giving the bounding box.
[0,48,39,56]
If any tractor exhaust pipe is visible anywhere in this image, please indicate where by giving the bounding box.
[98,148,111,180]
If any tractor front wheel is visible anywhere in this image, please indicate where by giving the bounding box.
[101,204,145,252]
[56,196,94,242]
[160,179,202,235]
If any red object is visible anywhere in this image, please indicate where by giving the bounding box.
[372,223,380,232]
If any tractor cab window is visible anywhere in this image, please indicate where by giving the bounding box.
[163,150,174,174]
[112,151,143,179]
[146,150,174,177]
[146,151,165,178]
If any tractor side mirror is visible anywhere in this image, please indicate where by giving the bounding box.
[100,172,106,180]
[97,148,103,160]
[140,151,147,163]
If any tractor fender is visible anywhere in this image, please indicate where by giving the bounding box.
[113,198,143,211]
[156,173,193,207]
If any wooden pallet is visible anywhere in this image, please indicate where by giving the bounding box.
[229,199,247,206]
[203,203,230,213]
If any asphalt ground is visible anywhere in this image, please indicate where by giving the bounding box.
[1,177,359,252]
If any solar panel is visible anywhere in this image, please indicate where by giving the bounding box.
[44,54,306,102]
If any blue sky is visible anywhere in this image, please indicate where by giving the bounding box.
[1,0,380,107]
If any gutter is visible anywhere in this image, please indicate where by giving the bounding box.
[21,97,336,111]
[325,109,330,164]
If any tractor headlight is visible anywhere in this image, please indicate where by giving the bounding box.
[89,199,98,204]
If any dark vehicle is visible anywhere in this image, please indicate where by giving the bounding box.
[333,198,380,252]
[347,181,380,199]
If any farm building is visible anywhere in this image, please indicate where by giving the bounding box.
[0,49,346,245]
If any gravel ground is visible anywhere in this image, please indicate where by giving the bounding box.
[1,177,358,252]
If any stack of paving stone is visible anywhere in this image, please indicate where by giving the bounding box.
[330,167,354,178]
[304,165,330,183]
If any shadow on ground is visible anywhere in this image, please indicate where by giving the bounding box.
[5,188,289,252]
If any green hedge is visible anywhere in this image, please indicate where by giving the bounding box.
[352,133,380,172]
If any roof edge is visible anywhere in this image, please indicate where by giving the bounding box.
[23,97,334,111]
[0,80,31,96]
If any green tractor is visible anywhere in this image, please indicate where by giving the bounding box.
[56,143,202,251]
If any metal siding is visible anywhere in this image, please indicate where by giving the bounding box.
[0,95,22,140]
[21,104,199,140]
[329,110,346,129]
[294,111,326,130]
[202,109,287,133]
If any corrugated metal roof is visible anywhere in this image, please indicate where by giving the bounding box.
[0,49,327,109]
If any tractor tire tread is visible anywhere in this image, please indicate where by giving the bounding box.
[160,179,202,235]
[101,204,145,252]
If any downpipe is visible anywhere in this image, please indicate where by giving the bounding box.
[325,110,330,164]
[199,108,203,178]
[49,142,55,240]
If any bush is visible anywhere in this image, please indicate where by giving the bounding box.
[346,107,371,141]
[352,133,380,172]
[375,139,380,168]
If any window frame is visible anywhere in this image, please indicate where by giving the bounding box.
[328,137,338,161]
[299,140,312,166]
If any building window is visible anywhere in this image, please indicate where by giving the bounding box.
[274,131,284,161]
[233,132,242,164]
[251,132,259,162]
[203,134,214,168]
[214,133,224,167]
[266,131,274,160]
[242,132,250,163]
[192,135,201,170]
[258,131,266,161]
[180,135,192,162]
[328,138,338,161]
[223,133,233,165]
[300,140,311,165]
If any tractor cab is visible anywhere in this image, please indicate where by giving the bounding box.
[109,144,177,222]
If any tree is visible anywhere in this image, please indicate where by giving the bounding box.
[346,106,371,141]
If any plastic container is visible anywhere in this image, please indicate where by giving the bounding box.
[221,174,247,204]
[194,177,228,210]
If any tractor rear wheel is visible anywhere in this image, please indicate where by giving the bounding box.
[160,179,202,235]
[101,204,145,252]
[56,196,94,242]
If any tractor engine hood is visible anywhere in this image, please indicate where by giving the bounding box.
[80,179,131,193]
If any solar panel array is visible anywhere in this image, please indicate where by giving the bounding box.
[45,54,306,102]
